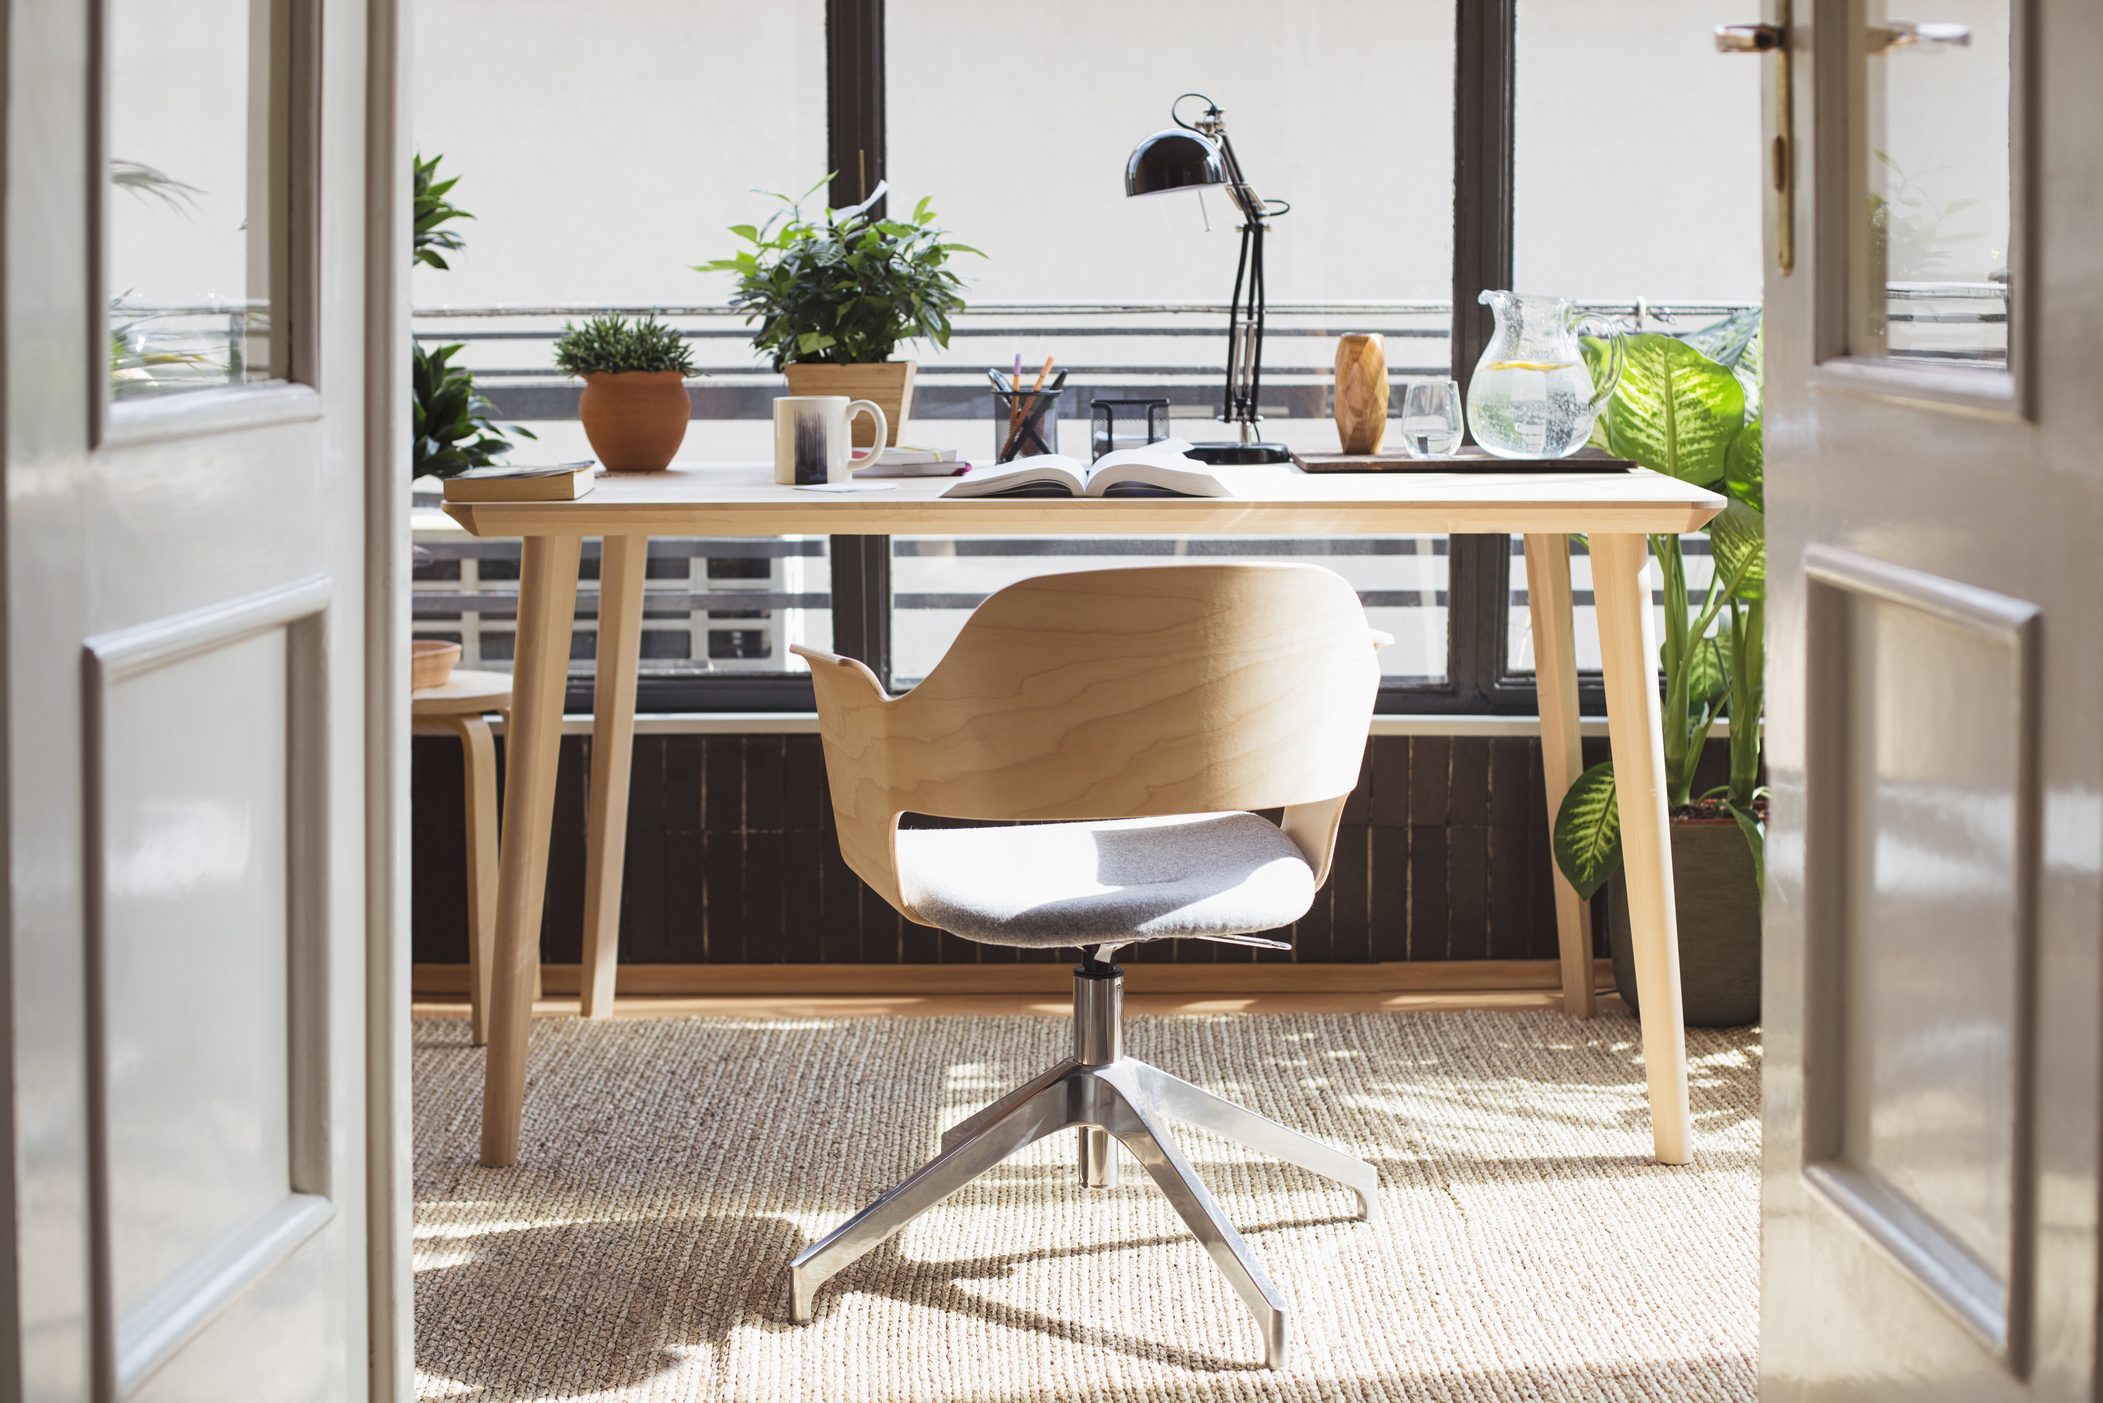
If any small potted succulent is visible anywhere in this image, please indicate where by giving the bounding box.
[552,313,697,472]
[698,177,979,448]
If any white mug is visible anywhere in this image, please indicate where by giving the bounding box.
[772,395,889,485]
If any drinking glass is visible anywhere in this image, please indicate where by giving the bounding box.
[1399,378,1465,458]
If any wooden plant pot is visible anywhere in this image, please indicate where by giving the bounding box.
[1608,817,1761,1026]
[782,360,915,447]
[579,370,690,472]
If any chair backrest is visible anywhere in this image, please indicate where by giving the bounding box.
[796,563,1385,921]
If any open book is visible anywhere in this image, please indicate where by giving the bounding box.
[940,439,1233,499]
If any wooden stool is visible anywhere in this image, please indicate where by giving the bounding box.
[412,669,529,1044]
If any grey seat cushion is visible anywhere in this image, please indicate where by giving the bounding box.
[894,812,1316,950]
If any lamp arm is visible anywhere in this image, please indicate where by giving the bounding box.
[1246,220,1267,436]
[1223,222,1252,426]
[1212,125,1268,227]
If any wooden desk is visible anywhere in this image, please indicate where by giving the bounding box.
[446,463,1724,1169]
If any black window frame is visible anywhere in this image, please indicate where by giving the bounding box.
[615,0,1597,718]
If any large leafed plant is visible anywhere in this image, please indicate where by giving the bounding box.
[1554,311,1766,899]
[698,176,980,370]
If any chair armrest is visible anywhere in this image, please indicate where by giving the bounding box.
[790,644,888,698]
[1369,629,1395,651]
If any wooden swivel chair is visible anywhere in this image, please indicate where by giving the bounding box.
[787,563,1389,1369]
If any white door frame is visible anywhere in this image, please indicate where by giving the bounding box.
[362,0,414,1396]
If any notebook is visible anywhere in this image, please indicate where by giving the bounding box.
[442,462,597,503]
[939,439,1232,499]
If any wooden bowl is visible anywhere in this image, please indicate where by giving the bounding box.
[411,639,462,690]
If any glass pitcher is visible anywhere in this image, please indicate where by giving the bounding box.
[1465,292,1626,459]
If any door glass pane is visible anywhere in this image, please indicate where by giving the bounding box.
[107,0,277,399]
[883,0,1455,690]
[1856,0,2013,369]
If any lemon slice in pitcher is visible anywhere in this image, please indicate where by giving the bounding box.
[1485,359,1579,373]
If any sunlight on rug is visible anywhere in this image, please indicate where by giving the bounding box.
[414,1010,1759,1401]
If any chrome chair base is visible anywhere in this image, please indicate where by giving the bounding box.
[787,964,1380,1370]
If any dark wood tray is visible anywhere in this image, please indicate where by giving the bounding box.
[1292,446,1634,473]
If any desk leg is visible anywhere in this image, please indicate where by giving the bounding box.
[452,713,499,1047]
[1523,533,1597,1019]
[580,535,648,1020]
[1590,532,1692,1166]
[481,533,582,1168]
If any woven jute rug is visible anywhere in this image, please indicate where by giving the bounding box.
[414,1010,1759,1402]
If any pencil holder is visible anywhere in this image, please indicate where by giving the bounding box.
[1090,397,1172,461]
[993,387,1062,462]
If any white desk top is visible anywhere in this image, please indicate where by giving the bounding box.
[442,461,1723,539]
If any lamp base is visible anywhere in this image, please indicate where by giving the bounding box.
[1187,440,1293,466]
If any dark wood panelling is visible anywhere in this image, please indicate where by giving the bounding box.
[409,733,1739,969]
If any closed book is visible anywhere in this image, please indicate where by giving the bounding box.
[442,462,597,503]
[857,446,968,477]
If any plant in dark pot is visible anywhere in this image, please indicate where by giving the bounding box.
[553,313,697,472]
[1554,310,1766,1026]
[698,177,980,448]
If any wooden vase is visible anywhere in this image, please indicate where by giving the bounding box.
[579,370,690,472]
[1332,333,1389,454]
[782,360,916,447]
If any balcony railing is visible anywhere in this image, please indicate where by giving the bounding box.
[408,292,1992,687]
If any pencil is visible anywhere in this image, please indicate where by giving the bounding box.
[1000,355,1058,460]
[1004,352,1026,447]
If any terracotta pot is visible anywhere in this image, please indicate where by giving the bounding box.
[782,360,915,447]
[579,370,690,471]
[410,638,460,690]
[1608,817,1761,1026]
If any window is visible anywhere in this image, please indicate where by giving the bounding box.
[1502,0,1762,695]
[884,0,1456,694]
[406,1,1766,713]
[409,0,832,696]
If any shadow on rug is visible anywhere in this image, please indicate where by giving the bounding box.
[414,1009,1759,1402]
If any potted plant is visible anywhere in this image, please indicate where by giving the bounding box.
[698,177,980,448]
[553,313,697,472]
[1553,310,1766,1026]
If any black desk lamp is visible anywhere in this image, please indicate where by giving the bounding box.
[1125,92,1292,465]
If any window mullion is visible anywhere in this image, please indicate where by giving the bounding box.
[825,0,891,679]
[1451,0,1518,709]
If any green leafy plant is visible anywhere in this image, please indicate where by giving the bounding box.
[414,341,530,478]
[552,313,696,378]
[1554,311,1767,899]
[414,153,474,270]
[697,176,981,369]
[409,153,527,478]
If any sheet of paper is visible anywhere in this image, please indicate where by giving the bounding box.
[792,481,898,493]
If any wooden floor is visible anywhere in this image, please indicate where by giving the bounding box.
[412,985,1624,1023]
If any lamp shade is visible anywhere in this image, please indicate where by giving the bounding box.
[1124,127,1227,198]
